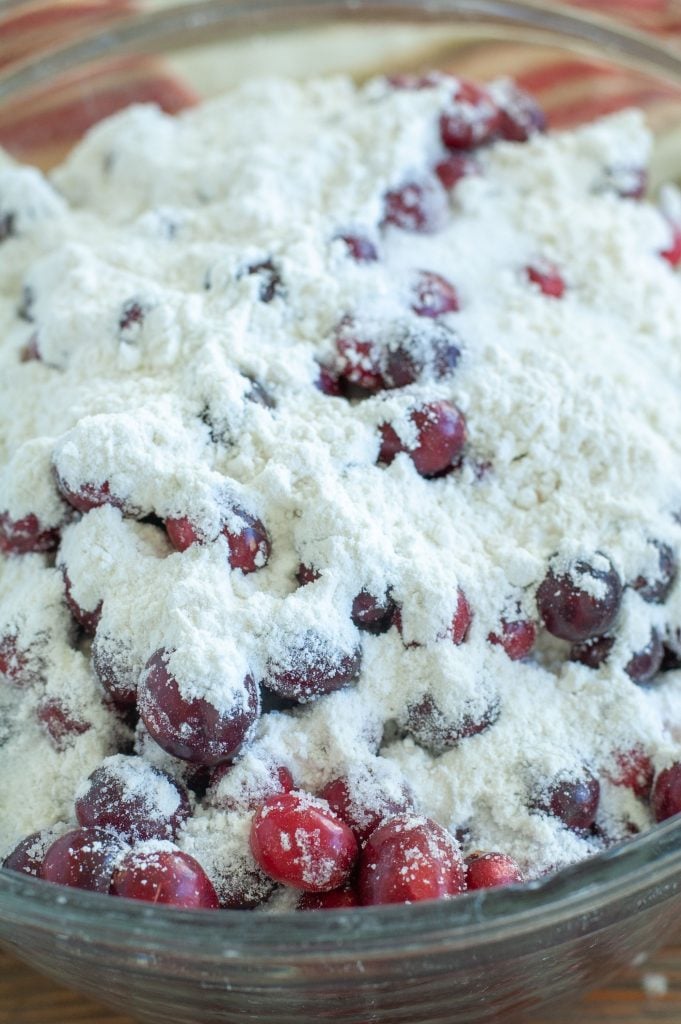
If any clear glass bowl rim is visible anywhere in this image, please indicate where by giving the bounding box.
[2,0,681,958]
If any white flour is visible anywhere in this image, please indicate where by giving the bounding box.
[2,75,681,893]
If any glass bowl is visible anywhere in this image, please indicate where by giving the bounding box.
[3,3,681,1022]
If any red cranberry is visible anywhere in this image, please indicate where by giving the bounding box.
[0,511,60,555]
[434,153,479,190]
[382,179,448,234]
[440,80,501,150]
[139,649,259,766]
[92,633,139,706]
[2,828,60,877]
[410,270,460,318]
[625,631,664,685]
[318,775,412,844]
[0,634,32,686]
[111,845,220,908]
[450,587,472,645]
[405,694,499,754]
[315,365,343,396]
[264,634,361,703]
[75,755,191,842]
[298,884,359,910]
[569,634,614,670]
[166,503,270,573]
[651,763,681,822]
[526,261,565,298]
[533,770,600,833]
[56,476,128,515]
[536,554,622,642]
[62,569,102,635]
[631,541,677,604]
[351,590,396,634]
[660,224,681,267]
[336,234,379,262]
[37,697,91,750]
[296,562,321,586]
[384,322,461,389]
[606,747,655,801]
[250,792,358,891]
[466,852,524,890]
[242,259,283,303]
[488,618,536,660]
[497,84,546,142]
[334,316,387,393]
[41,827,124,892]
[358,815,465,905]
[379,400,467,478]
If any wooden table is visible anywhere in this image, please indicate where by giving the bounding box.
[1,945,681,1024]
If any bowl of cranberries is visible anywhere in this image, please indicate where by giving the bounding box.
[4,1,681,1022]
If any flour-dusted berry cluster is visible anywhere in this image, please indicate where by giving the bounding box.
[3,72,681,910]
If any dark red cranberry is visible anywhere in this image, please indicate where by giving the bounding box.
[92,633,139,707]
[606,747,654,801]
[139,649,259,766]
[651,763,681,822]
[536,554,622,642]
[434,153,479,190]
[318,775,412,844]
[0,511,60,555]
[384,322,461,389]
[379,400,467,478]
[336,234,379,263]
[488,618,536,660]
[569,634,614,670]
[263,634,361,703]
[466,852,524,890]
[526,261,565,298]
[119,300,145,335]
[450,588,472,645]
[62,569,102,635]
[55,476,128,515]
[497,84,546,142]
[334,316,387,393]
[111,846,220,908]
[166,503,271,573]
[351,590,396,634]
[440,80,501,150]
[358,815,465,905]
[315,365,343,396]
[296,562,321,586]
[165,516,198,551]
[243,259,283,303]
[631,541,677,604]
[37,697,91,750]
[660,224,681,267]
[0,634,32,686]
[250,793,358,892]
[2,828,60,877]
[75,755,191,842]
[410,270,460,318]
[298,884,359,910]
[405,694,499,754]
[41,827,124,892]
[533,770,600,833]
[625,631,664,685]
[382,179,448,234]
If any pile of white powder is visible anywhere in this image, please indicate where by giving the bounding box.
[2,74,681,901]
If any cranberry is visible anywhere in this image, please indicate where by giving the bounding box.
[0,511,60,555]
[384,322,461,389]
[410,270,460,318]
[526,261,565,298]
[569,634,614,670]
[497,84,546,142]
[651,763,681,822]
[2,828,59,877]
[62,569,102,634]
[298,885,359,910]
[139,649,259,765]
[166,503,270,573]
[405,694,499,754]
[315,365,343,396]
[450,587,472,645]
[41,827,124,892]
[661,224,681,267]
[250,793,358,891]
[434,153,479,190]
[606,747,655,801]
[631,541,677,604]
[488,618,536,660]
[75,755,191,842]
[92,633,139,706]
[296,562,321,586]
[336,234,379,263]
[533,770,600,833]
[466,852,524,890]
[56,476,127,515]
[264,634,361,703]
[358,815,465,905]
[379,400,467,478]
[382,179,448,234]
[625,631,664,685]
[440,80,501,150]
[318,775,412,843]
[111,846,220,908]
[536,554,622,642]
[37,697,91,750]
[334,316,387,393]
[119,299,145,335]
[0,634,32,686]
[243,258,284,303]
[351,590,396,634]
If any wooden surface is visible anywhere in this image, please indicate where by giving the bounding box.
[1,945,681,1023]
